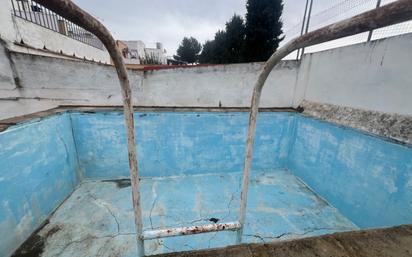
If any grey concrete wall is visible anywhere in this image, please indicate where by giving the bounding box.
[0,42,15,90]
[295,33,412,116]
[1,33,412,121]
[0,54,300,120]
[141,62,298,108]
[10,18,110,63]
[0,1,16,43]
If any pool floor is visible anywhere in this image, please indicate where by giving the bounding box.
[14,169,357,256]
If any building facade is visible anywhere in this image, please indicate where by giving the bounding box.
[118,40,168,66]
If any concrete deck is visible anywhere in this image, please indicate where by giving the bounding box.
[12,169,356,256]
[154,224,412,257]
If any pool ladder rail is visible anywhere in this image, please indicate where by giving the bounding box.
[35,0,412,255]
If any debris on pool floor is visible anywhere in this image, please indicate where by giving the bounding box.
[12,169,357,257]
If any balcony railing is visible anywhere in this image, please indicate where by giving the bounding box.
[10,0,104,50]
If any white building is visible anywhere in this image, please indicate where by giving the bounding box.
[121,40,167,65]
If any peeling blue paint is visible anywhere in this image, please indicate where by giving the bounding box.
[0,114,79,257]
[69,111,412,229]
[70,112,295,179]
[1,111,411,257]
[288,115,412,229]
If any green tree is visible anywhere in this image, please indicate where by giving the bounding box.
[199,15,245,64]
[174,37,202,64]
[199,40,215,64]
[212,30,228,63]
[199,30,226,64]
[224,14,246,63]
[243,0,284,62]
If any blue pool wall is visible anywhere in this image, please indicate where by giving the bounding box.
[70,111,412,229]
[1,111,412,256]
[70,112,295,179]
[0,113,79,257]
[288,116,412,229]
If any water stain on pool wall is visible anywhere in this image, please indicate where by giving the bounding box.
[0,114,79,257]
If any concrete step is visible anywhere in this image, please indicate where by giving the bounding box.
[153,224,412,257]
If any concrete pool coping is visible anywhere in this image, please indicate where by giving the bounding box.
[0,106,298,132]
[152,224,412,257]
[2,104,410,146]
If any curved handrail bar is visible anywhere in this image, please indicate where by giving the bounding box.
[237,0,412,242]
[35,0,144,255]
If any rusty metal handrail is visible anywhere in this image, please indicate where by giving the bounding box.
[237,0,412,243]
[35,0,145,256]
[32,0,412,256]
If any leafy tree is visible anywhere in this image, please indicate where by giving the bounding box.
[243,0,284,62]
[199,15,245,64]
[199,31,227,64]
[174,37,202,64]
[198,0,284,64]
[224,14,246,63]
[199,40,215,64]
[212,30,228,63]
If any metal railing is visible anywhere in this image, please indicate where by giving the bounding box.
[283,0,412,59]
[10,0,104,50]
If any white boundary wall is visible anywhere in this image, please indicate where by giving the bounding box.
[1,33,412,120]
[294,33,412,116]
[0,0,110,63]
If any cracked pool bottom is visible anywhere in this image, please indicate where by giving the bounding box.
[11,170,358,256]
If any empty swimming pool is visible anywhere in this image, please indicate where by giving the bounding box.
[1,111,411,257]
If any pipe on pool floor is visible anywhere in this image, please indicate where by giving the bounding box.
[143,222,241,240]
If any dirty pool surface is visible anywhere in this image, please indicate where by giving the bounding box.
[13,169,357,257]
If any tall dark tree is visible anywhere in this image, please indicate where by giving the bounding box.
[199,40,215,64]
[243,0,284,62]
[223,14,246,63]
[174,37,202,64]
[199,30,227,64]
[213,30,228,63]
[199,15,245,64]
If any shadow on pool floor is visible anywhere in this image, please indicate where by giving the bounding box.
[12,169,357,257]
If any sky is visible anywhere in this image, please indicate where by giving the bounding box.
[72,0,340,56]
